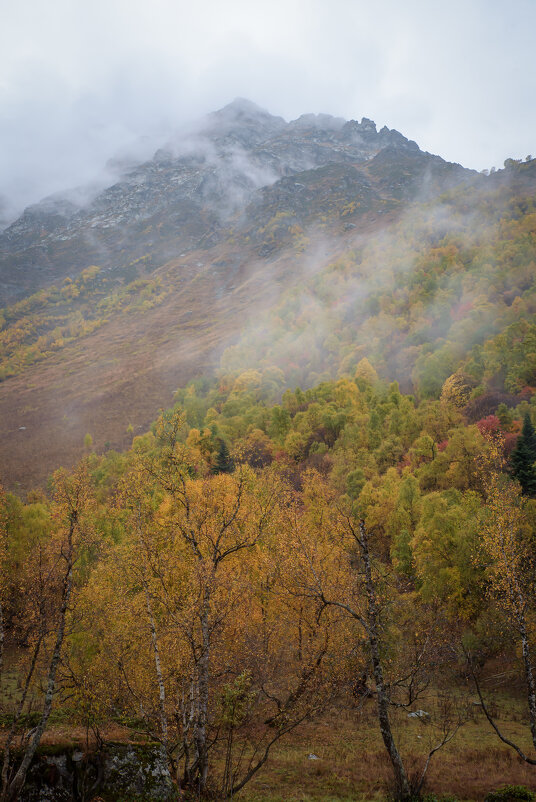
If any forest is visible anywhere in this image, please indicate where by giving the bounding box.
[2,163,536,801]
[2,370,536,799]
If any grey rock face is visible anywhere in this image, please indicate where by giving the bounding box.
[0,99,469,304]
[18,743,175,802]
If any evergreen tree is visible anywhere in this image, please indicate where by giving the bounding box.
[214,438,234,474]
[511,413,536,496]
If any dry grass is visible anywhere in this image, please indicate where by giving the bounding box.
[1,697,535,800]
[0,222,383,492]
[238,702,536,802]
[0,243,241,490]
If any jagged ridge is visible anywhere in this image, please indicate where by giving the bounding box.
[0,99,469,305]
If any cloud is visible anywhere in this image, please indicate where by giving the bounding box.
[1,0,535,224]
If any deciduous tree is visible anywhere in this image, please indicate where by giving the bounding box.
[1,460,95,802]
[468,435,536,764]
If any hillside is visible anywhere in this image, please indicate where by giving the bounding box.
[1,100,536,489]
[4,101,536,802]
[0,99,444,305]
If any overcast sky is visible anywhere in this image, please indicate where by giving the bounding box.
[1,0,535,225]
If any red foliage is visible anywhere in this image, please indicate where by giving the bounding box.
[503,432,519,458]
[464,392,520,423]
[437,440,449,452]
[476,415,501,436]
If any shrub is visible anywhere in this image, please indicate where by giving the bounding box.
[485,786,535,802]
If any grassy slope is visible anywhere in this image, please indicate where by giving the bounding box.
[10,700,535,801]
[240,709,535,801]
[2,159,535,491]
[0,222,371,490]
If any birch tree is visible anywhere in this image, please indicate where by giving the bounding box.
[74,412,333,798]
[468,436,536,764]
[0,460,94,802]
[284,473,461,800]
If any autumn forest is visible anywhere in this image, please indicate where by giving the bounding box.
[2,132,536,802]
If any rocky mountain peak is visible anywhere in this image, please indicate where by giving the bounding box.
[213,97,276,121]
[198,97,286,148]
[0,100,472,304]
[288,112,346,131]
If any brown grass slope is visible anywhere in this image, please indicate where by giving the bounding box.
[0,223,369,490]
[0,142,476,490]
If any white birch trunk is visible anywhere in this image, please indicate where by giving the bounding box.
[143,579,168,749]
[4,550,73,802]
[359,520,410,799]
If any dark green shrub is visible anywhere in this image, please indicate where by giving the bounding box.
[485,786,535,802]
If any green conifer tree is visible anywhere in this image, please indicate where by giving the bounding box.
[214,438,234,474]
[511,413,536,496]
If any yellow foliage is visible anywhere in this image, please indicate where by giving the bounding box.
[354,357,378,385]
[440,372,474,409]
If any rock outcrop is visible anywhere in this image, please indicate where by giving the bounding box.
[17,743,175,802]
[0,98,470,304]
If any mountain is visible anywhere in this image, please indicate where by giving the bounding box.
[0,99,469,304]
[2,99,535,490]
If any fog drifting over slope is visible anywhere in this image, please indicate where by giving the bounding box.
[1,0,535,227]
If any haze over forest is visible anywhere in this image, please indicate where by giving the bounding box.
[1,3,536,802]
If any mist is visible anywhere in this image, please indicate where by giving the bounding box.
[212,171,523,402]
[2,0,536,227]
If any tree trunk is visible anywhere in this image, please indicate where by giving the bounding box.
[193,585,211,794]
[143,579,168,750]
[1,636,43,797]
[518,610,536,750]
[0,601,4,679]
[359,520,410,800]
[502,526,536,752]
[3,526,74,802]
